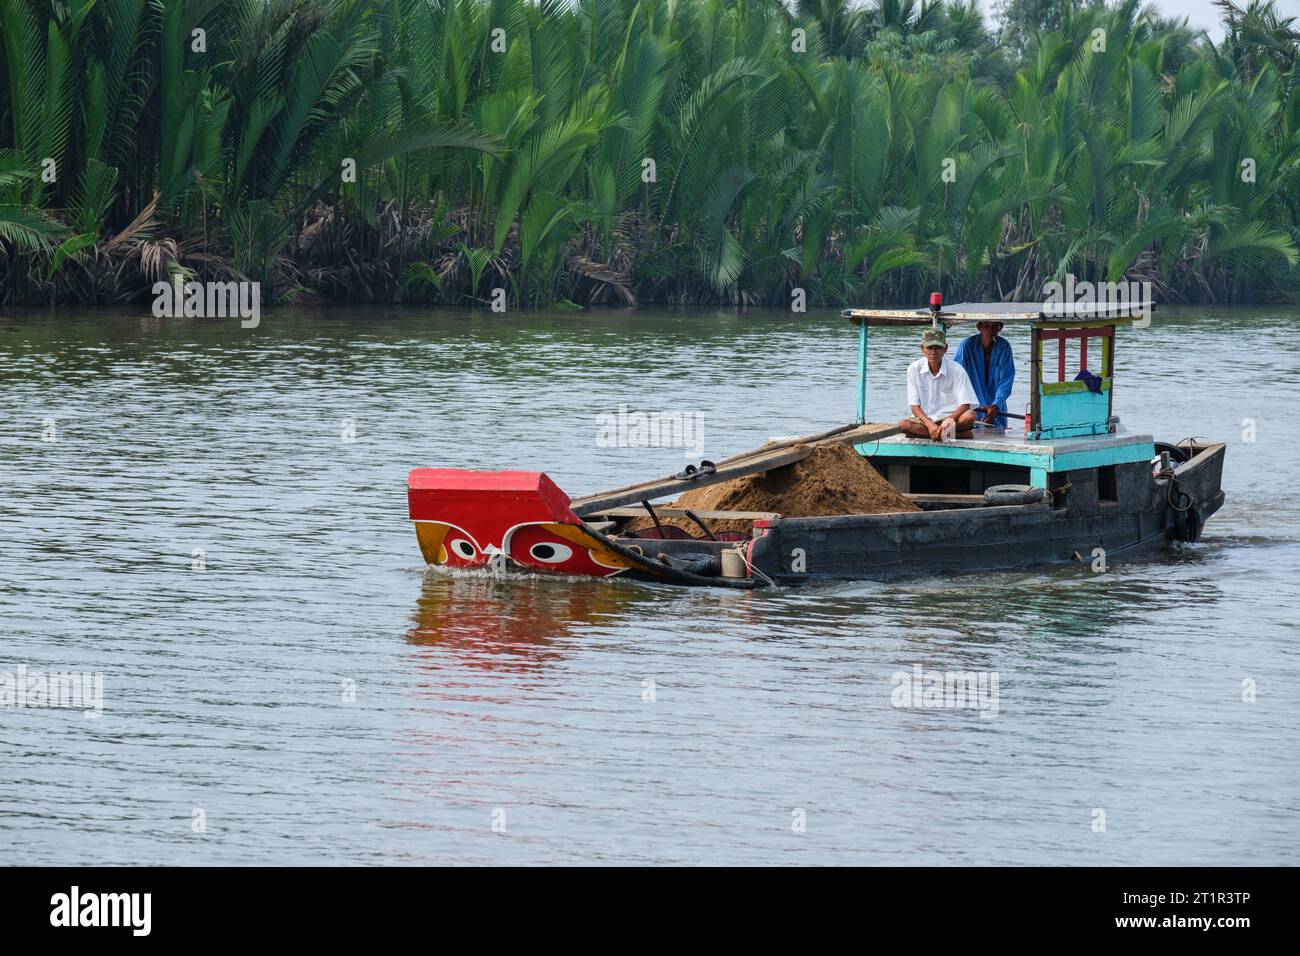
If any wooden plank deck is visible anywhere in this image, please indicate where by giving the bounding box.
[906,493,987,506]
[586,506,781,520]
[569,422,899,516]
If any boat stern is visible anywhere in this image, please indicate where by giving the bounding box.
[1172,440,1227,526]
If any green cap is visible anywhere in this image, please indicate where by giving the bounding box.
[921,328,947,348]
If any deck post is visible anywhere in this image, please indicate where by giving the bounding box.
[856,320,868,423]
[1029,325,1041,440]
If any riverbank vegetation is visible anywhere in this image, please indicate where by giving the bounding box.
[1,0,1298,307]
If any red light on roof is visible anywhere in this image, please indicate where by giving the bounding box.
[930,293,943,308]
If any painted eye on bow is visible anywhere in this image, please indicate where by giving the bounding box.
[528,542,573,563]
[450,538,478,560]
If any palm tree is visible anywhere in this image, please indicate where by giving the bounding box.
[0,0,1295,306]
[1213,0,1299,84]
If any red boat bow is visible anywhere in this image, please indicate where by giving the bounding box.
[407,468,635,577]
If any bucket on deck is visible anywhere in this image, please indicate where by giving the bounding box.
[721,547,747,579]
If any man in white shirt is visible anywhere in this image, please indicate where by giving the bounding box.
[899,328,980,440]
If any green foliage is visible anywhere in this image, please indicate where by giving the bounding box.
[0,0,1297,306]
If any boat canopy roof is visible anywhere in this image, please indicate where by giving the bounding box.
[842,301,1153,326]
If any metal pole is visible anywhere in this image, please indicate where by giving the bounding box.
[856,320,868,423]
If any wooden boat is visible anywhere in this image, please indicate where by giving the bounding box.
[407,297,1225,588]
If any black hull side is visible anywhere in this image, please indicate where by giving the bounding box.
[748,443,1227,584]
[749,504,1165,582]
[1174,441,1226,521]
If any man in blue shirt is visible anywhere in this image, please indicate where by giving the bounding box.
[953,321,1015,428]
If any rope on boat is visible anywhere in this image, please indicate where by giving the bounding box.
[1155,452,1193,513]
[1155,444,1200,541]
[740,546,775,587]
[1050,480,1072,504]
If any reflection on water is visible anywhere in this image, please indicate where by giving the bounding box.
[405,572,644,669]
[1,304,1297,865]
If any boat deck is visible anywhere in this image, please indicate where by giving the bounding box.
[854,426,1156,486]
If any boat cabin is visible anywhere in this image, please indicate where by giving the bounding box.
[841,298,1157,510]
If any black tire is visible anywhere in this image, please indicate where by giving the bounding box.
[1153,441,1190,464]
[1172,502,1202,542]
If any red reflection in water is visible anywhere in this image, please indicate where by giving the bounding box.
[404,571,640,673]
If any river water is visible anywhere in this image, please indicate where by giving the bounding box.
[2,303,1296,865]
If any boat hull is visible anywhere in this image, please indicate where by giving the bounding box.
[407,440,1225,588]
[742,441,1225,583]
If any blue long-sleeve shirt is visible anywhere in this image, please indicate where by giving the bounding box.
[953,334,1015,426]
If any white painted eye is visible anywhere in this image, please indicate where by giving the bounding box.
[528,542,573,563]
[451,539,478,559]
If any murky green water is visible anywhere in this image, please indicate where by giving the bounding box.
[2,303,1296,864]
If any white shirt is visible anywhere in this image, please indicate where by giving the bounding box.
[907,356,980,421]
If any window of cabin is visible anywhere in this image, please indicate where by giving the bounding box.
[1038,326,1114,383]
[1098,465,1118,503]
